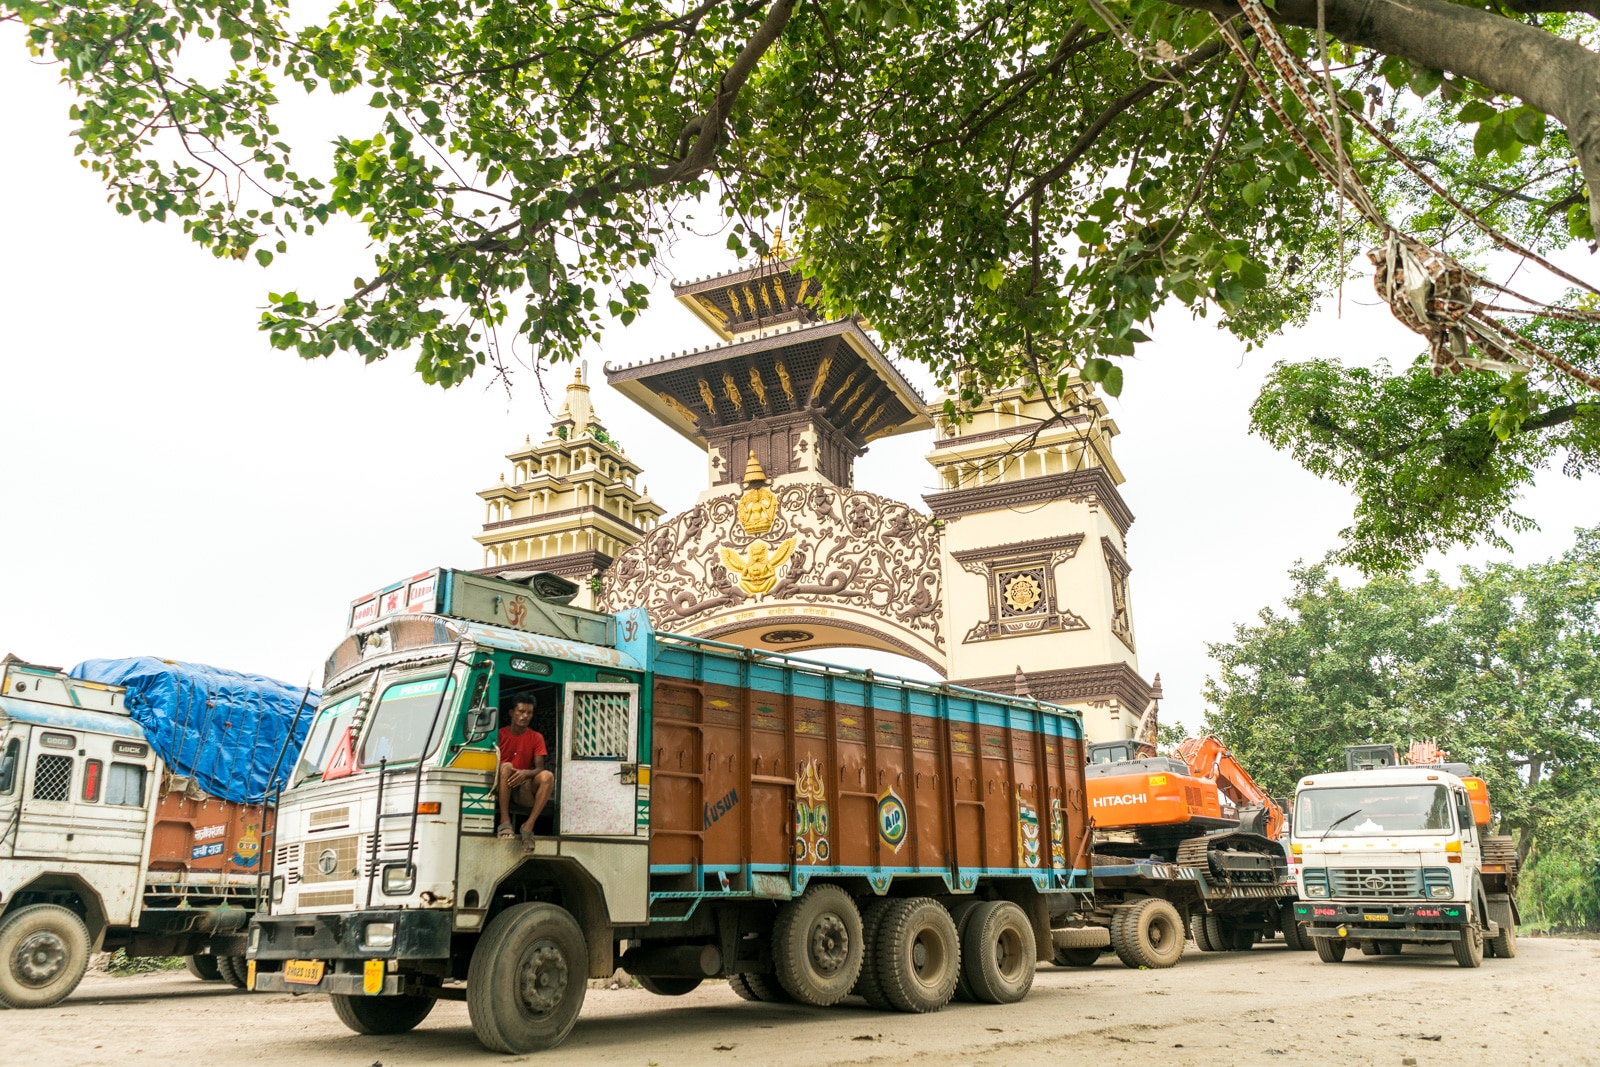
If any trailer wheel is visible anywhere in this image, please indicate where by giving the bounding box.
[1312,937,1346,963]
[1451,921,1484,969]
[853,898,897,1010]
[961,900,1035,1004]
[215,955,248,989]
[946,900,984,1001]
[772,884,864,1006]
[742,972,792,1003]
[1202,914,1227,954]
[466,902,588,1054]
[873,899,960,1014]
[1110,898,1185,969]
[1487,899,1517,959]
[185,954,222,982]
[330,992,437,1034]
[1223,922,1255,952]
[0,904,91,1009]
[727,974,762,1001]
[637,976,702,996]
[1053,946,1101,967]
[1189,913,1217,952]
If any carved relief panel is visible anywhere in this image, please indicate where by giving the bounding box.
[950,535,1088,644]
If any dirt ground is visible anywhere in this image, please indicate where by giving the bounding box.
[5,937,1595,1067]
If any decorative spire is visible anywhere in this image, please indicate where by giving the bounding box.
[762,226,790,260]
[743,451,768,486]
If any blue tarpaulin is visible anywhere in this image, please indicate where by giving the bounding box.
[70,658,318,804]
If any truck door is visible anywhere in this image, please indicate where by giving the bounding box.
[0,730,24,858]
[559,684,640,837]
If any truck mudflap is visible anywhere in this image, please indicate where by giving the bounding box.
[249,909,452,963]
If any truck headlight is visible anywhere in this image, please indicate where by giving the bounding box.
[381,864,414,896]
[249,926,261,951]
[270,876,286,904]
[363,922,396,950]
[1430,885,1451,899]
[1305,884,1328,898]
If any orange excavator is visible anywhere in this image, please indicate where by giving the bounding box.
[1075,735,1303,955]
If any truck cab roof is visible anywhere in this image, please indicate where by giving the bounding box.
[1298,766,1469,791]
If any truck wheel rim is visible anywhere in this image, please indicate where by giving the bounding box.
[808,915,849,976]
[911,931,947,988]
[14,931,68,987]
[518,941,569,1015]
[993,927,1024,978]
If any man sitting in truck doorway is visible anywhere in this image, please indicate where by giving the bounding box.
[497,697,555,847]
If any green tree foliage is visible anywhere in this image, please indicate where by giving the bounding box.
[1204,526,1600,925]
[4,0,1597,564]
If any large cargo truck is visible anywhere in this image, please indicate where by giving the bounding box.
[1289,743,1518,967]
[248,568,1094,1054]
[0,656,312,1007]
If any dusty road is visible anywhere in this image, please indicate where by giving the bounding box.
[5,938,1596,1067]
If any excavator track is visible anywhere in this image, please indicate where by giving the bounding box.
[1176,831,1290,889]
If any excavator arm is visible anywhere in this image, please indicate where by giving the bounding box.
[1173,736,1286,841]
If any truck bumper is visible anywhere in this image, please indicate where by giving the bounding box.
[1293,901,1469,925]
[249,909,453,963]
[251,966,416,996]
[1301,924,1465,943]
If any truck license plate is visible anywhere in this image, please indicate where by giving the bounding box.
[1363,914,1389,922]
[284,959,326,985]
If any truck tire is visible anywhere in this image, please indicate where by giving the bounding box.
[1189,913,1217,952]
[873,898,960,1014]
[1222,921,1254,952]
[1053,946,1101,967]
[1451,921,1485,969]
[853,898,897,1010]
[727,973,761,1001]
[1202,914,1227,953]
[1313,937,1346,963]
[742,973,792,1003]
[960,900,1035,1004]
[1110,898,1185,969]
[331,992,437,1034]
[946,900,983,1001]
[0,904,91,1009]
[772,884,864,1006]
[466,902,588,1054]
[215,955,248,989]
[637,976,702,996]
[185,954,223,982]
[1487,899,1517,959]
[1279,903,1309,951]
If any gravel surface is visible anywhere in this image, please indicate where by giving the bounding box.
[5,937,1596,1067]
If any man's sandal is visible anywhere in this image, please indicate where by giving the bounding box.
[497,823,515,840]
[520,828,536,850]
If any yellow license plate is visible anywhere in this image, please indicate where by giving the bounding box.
[1363,914,1390,922]
[283,959,326,985]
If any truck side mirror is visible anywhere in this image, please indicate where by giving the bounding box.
[465,707,498,744]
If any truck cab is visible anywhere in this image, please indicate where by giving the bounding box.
[1290,750,1507,967]
[0,658,161,1007]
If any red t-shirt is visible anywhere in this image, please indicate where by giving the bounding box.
[498,726,547,770]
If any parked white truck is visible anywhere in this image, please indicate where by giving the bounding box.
[0,655,311,1007]
[1288,743,1518,968]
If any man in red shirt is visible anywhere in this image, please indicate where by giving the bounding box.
[497,698,554,844]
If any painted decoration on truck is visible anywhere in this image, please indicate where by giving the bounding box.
[877,787,907,853]
[1017,799,1041,869]
[1050,798,1067,870]
[231,825,261,868]
[794,758,830,863]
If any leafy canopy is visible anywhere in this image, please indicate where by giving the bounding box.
[5,0,1598,566]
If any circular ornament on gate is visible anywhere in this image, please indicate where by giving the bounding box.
[317,848,340,876]
[1002,573,1043,612]
[877,788,908,853]
[762,629,813,645]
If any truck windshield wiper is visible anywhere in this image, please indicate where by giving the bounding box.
[1320,808,1363,841]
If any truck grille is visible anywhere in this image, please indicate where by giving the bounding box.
[299,834,361,884]
[275,843,302,883]
[298,889,355,908]
[1331,867,1423,898]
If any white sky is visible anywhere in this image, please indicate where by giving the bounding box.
[2,35,1593,731]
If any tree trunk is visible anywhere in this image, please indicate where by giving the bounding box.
[1516,754,1543,866]
[1168,0,1600,234]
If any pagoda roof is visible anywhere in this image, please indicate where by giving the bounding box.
[671,258,817,340]
[605,318,930,448]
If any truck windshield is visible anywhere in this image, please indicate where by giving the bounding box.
[361,674,458,767]
[292,694,360,784]
[1295,784,1454,836]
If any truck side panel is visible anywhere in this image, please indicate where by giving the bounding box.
[646,641,1088,893]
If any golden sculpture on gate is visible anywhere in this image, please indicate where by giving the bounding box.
[719,538,796,598]
[736,451,778,534]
